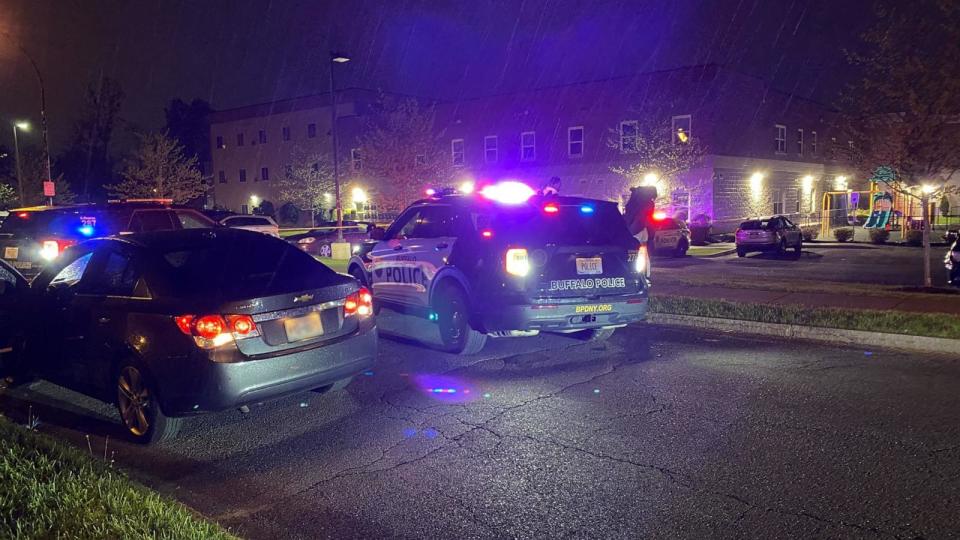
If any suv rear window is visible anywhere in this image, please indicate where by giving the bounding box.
[0,212,78,236]
[740,220,773,230]
[482,201,634,245]
[157,233,334,299]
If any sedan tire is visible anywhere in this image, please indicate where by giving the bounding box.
[116,363,181,445]
[736,247,746,258]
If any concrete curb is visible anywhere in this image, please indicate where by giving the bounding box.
[646,312,960,355]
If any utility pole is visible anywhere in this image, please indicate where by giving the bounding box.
[17,44,52,192]
[12,122,28,206]
[921,190,932,288]
[329,52,350,241]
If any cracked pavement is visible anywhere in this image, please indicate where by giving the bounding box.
[2,312,958,539]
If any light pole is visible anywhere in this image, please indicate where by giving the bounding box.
[3,36,53,193]
[329,52,350,241]
[12,122,30,206]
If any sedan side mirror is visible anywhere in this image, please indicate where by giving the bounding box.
[370,227,385,241]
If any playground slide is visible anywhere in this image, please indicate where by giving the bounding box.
[864,210,891,229]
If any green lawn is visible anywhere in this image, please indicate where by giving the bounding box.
[0,416,234,539]
[650,296,960,339]
[317,257,350,274]
[686,244,735,257]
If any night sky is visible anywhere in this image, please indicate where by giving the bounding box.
[1,0,876,153]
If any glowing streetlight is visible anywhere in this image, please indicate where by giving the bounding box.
[15,121,30,131]
[249,195,260,210]
[460,180,475,194]
[749,172,765,200]
[642,172,659,186]
[351,187,367,204]
[921,184,937,195]
[12,121,30,205]
[329,51,351,240]
[331,54,350,63]
[834,175,848,191]
[801,175,814,194]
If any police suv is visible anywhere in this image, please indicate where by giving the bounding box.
[348,182,650,354]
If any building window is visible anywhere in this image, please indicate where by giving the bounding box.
[620,121,638,152]
[451,139,464,167]
[810,189,818,212]
[282,126,291,141]
[520,131,536,161]
[307,123,317,138]
[811,131,818,155]
[775,125,786,154]
[672,115,692,144]
[772,189,784,214]
[241,204,248,215]
[258,130,267,144]
[415,154,426,166]
[351,148,362,171]
[484,136,498,163]
[216,136,224,149]
[260,167,269,181]
[796,129,804,156]
[239,169,247,183]
[218,170,226,184]
[568,126,584,158]
[795,188,802,213]
[237,133,245,147]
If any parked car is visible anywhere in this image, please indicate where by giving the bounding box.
[649,215,690,257]
[0,259,27,375]
[735,216,803,257]
[220,215,280,237]
[946,237,960,287]
[286,227,370,258]
[4,228,377,443]
[0,200,216,277]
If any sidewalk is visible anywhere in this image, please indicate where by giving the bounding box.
[653,283,960,316]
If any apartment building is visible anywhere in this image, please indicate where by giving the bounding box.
[208,65,848,230]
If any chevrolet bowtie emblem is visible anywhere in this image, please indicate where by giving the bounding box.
[293,293,314,303]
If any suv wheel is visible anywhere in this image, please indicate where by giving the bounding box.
[736,247,746,258]
[116,363,181,445]
[794,239,802,257]
[776,237,787,256]
[673,239,689,257]
[435,285,487,355]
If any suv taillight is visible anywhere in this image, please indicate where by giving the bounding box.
[345,287,373,317]
[635,245,650,277]
[505,248,530,277]
[174,314,259,349]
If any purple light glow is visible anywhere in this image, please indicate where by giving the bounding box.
[412,374,479,403]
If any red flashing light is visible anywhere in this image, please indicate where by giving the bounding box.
[543,203,559,214]
[17,212,29,219]
[425,188,436,196]
[481,229,493,239]
[652,211,667,221]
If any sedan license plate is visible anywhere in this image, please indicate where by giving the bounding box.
[283,312,324,342]
[3,247,17,260]
[576,257,603,275]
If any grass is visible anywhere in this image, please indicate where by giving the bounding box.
[0,416,235,539]
[317,257,350,273]
[685,245,734,257]
[649,296,960,339]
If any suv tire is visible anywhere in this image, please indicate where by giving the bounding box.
[673,239,689,257]
[579,327,616,342]
[434,285,487,355]
[736,247,746,258]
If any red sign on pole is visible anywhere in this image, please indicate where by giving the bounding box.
[43,181,55,198]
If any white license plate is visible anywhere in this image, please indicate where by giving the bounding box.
[12,261,32,269]
[284,312,324,342]
[576,257,603,275]
[3,247,18,260]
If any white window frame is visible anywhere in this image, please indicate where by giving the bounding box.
[775,124,786,154]
[451,139,465,167]
[671,115,692,144]
[520,131,536,161]
[772,189,784,214]
[351,148,362,171]
[796,128,804,156]
[620,120,638,152]
[811,131,817,155]
[484,136,498,163]
[567,126,584,158]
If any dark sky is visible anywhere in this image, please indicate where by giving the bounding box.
[0,0,876,153]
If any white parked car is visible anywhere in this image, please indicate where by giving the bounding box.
[220,215,280,237]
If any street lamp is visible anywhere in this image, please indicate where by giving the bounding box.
[12,121,30,206]
[642,172,659,186]
[329,51,351,240]
[2,33,52,196]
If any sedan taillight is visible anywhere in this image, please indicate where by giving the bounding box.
[174,313,259,349]
[345,287,373,317]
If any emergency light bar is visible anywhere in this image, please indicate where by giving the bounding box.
[480,181,535,205]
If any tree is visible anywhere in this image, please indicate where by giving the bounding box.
[835,1,960,286]
[358,96,452,212]
[941,195,951,216]
[278,148,335,225]
[0,183,16,209]
[108,132,205,203]
[608,117,707,212]
[16,148,76,206]
[58,76,125,199]
[164,98,212,167]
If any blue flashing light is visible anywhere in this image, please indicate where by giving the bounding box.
[78,225,95,237]
[580,205,594,214]
[428,311,439,321]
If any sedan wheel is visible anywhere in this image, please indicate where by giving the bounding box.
[116,364,180,444]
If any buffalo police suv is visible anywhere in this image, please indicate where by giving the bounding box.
[348,182,650,354]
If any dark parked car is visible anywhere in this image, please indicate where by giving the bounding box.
[4,228,376,444]
[0,201,216,277]
[735,216,803,257]
[0,259,28,374]
[286,226,371,258]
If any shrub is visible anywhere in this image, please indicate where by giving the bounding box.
[833,227,854,242]
[800,225,819,242]
[278,202,300,225]
[905,229,924,246]
[869,228,890,244]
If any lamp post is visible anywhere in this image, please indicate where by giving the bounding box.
[12,122,30,206]
[4,37,53,194]
[329,52,350,241]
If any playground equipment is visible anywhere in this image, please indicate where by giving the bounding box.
[820,182,884,239]
[863,189,894,229]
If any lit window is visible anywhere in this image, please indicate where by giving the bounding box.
[218,171,226,184]
[351,148,362,171]
[568,127,584,158]
[484,136,498,163]
[811,131,818,155]
[451,139,464,167]
[672,115,691,144]
[307,123,317,138]
[797,129,804,156]
[237,133,244,147]
[260,167,269,181]
[258,130,267,144]
[775,125,786,154]
[620,121,638,152]
[521,131,536,161]
[239,169,247,183]
[282,126,290,141]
